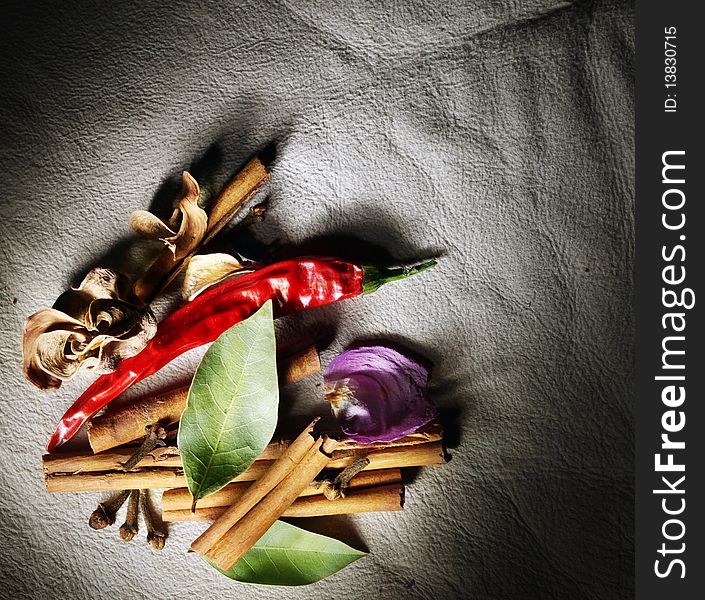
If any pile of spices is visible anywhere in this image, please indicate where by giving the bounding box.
[25,152,446,586]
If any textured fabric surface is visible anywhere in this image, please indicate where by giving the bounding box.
[0,0,633,598]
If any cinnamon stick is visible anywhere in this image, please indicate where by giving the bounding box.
[200,157,271,246]
[43,442,446,493]
[278,345,320,385]
[86,344,320,453]
[134,156,270,302]
[203,437,339,569]
[57,422,442,475]
[44,462,271,493]
[162,468,402,512]
[190,420,320,554]
[327,442,446,471]
[163,483,404,522]
[44,445,184,475]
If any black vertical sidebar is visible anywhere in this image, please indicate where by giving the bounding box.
[635,3,704,598]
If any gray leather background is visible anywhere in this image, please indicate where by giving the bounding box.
[0,0,633,598]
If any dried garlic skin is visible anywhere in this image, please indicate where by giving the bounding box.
[22,268,156,391]
[23,171,207,391]
[181,253,255,301]
[324,345,437,443]
[129,171,207,261]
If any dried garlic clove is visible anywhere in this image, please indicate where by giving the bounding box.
[130,171,207,261]
[324,345,437,444]
[181,253,255,301]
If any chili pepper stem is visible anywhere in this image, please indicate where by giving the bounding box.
[361,260,437,295]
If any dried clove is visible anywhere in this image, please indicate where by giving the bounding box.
[89,490,131,529]
[118,490,141,542]
[233,203,267,231]
[121,424,167,471]
[140,490,167,550]
[315,456,371,500]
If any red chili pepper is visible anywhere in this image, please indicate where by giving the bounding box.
[46,257,435,451]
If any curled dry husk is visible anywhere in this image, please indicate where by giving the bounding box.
[181,253,255,301]
[22,268,156,391]
[324,345,437,444]
[129,171,207,261]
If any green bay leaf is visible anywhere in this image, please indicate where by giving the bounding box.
[178,299,279,508]
[208,520,367,586]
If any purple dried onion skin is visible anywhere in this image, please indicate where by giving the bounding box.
[324,345,437,443]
